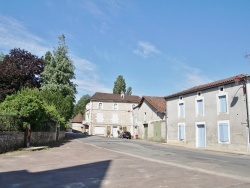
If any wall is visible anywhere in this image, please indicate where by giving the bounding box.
[167,82,248,152]
[136,100,166,142]
[88,101,137,136]
[0,131,65,154]
[0,132,24,154]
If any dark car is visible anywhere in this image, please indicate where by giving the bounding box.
[122,131,131,139]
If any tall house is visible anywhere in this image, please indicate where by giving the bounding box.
[85,92,140,137]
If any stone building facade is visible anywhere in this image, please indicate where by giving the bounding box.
[85,92,140,137]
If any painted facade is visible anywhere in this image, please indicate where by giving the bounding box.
[85,92,140,137]
[133,96,166,142]
[165,74,250,152]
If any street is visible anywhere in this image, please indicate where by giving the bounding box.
[0,134,250,187]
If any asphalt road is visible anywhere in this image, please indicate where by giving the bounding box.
[1,133,250,187]
[67,133,250,182]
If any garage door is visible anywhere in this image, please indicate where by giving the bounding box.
[94,127,105,135]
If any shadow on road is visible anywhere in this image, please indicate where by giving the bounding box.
[0,160,111,187]
[65,132,94,139]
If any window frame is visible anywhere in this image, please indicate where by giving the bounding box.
[195,96,204,116]
[178,100,185,118]
[113,103,118,110]
[98,102,103,110]
[217,91,228,114]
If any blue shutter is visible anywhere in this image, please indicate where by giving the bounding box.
[219,123,229,142]
[179,124,185,140]
[197,99,203,115]
[219,96,227,113]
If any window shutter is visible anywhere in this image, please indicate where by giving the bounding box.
[219,96,227,113]
[219,123,229,142]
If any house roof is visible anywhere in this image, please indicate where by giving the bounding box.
[70,113,83,123]
[165,74,247,99]
[90,92,140,103]
[136,96,166,114]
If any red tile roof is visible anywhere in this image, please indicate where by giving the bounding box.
[136,96,166,114]
[165,74,247,99]
[91,92,140,103]
[70,113,83,123]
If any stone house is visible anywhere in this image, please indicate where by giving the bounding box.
[165,74,250,152]
[69,113,84,133]
[85,92,140,137]
[133,96,166,142]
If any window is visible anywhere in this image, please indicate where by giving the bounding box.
[218,95,227,113]
[178,102,185,117]
[218,121,230,143]
[196,99,204,115]
[98,103,103,109]
[114,103,118,110]
[178,123,185,141]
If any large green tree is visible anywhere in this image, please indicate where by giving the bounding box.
[41,34,77,119]
[0,48,45,102]
[0,88,64,131]
[73,94,91,117]
[113,75,132,95]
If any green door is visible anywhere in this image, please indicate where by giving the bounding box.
[144,124,148,139]
[153,122,162,142]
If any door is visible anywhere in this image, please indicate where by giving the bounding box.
[153,122,162,142]
[144,124,148,140]
[197,124,205,148]
[94,127,105,135]
[112,126,119,138]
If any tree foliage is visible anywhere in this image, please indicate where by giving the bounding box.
[0,52,5,61]
[41,34,77,98]
[73,94,91,117]
[0,88,64,131]
[41,34,76,119]
[113,75,132,95]
[0,48,45,102]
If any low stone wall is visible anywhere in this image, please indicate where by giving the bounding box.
[0,131,65,154]
[0,132,24,154]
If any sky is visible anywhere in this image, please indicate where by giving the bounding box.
[0,0,250,102]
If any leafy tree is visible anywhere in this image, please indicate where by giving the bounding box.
[73,94,91,117]
[41,89,74,121]
[0,48,45,102]
[41,34,77,119]
[41,34,77,98]
[126,87,132,95]
[0,88,64,131]
[0,52,5,61]
[113,75,132,95]
[113,75,126,94]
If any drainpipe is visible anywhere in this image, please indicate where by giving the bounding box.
[244,76,250,152]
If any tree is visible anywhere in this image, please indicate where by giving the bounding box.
[0,88,64,131]
[73,94,91,117]
[41,34,77,119]
[0,48,45,102]
[113,75,132,95]
[126,87,132,95]
[113,75,126,94]
[0,52,5,61]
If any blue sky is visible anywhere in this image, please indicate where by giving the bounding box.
[0,0,250,102]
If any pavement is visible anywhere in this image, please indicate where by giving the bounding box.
[0,138,250,188]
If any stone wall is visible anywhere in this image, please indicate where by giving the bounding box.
[0,132,24,154]
[0,131,65,154]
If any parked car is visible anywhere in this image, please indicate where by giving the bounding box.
[122,131,131,139]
